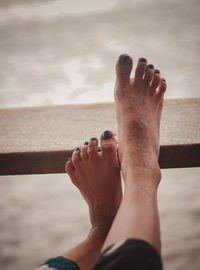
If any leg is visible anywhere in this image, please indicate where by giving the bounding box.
[102,54,167,255]
[62,132,122,270]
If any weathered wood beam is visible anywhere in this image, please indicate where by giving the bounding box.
[0,144,200,175]
[0,99,199,175]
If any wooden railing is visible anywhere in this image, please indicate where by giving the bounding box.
[0,99,199,175]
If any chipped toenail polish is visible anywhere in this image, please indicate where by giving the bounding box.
[148,64,154,69]
[139,57,147,62]
[162,78,166,82]
[76,147,80,151]
[154,69,160,74]
[84,141,89,145]
[118,54,132,66]
[103,130,112,140]
[90,137,97,141]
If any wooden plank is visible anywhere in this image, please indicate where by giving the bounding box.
[0,99,200,175]
[159,144,200,169]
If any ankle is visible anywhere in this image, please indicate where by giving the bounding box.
[121,159,161,188]
[121,149,160,173]
[88,225,109,242]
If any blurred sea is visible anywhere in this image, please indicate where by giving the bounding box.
[0,1,200,270]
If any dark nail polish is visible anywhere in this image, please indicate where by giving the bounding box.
[84,141,89,145]
[103,130,112,140]
[118,54,132,66]
[148,64,154,69]
[75,147,80,151]
[90,137,97,141]
[154,69,160,74]
[162,78,166,82]
[139,57,147,63]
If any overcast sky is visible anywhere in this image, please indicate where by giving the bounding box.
[0,0,199,108]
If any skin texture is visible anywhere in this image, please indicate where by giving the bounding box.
[63,132,122,270]
[59,54,166,269]
[102,54,166,254]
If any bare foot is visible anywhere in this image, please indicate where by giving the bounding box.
[114,54,167,185]
[65,131,122,237]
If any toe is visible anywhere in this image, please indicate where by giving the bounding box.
[157,78,167,97]
[65,158,74,175]
[88,138,99,160]
[143,64,155,87]
[81,141,89,161]
[100,130,117,159]
[72,147,81,168]
[150,69,161,94]
[134,57,148,83]
[115,54,133,90]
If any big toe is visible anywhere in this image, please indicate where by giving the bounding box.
[115,54,133,89]
[100,130,117,159]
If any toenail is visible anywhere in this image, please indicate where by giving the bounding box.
[162,78,166,82]
[103,130,112,140]
[84,141,89,145]
[139,57,147,63]
[154,69,160,74]
[147,64,154,69]
[118,54,132,66]
[75,147,80,151]
[90,137,97,141]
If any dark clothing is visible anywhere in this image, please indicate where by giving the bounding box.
[93,239,162,270]
[38,239,162,270]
